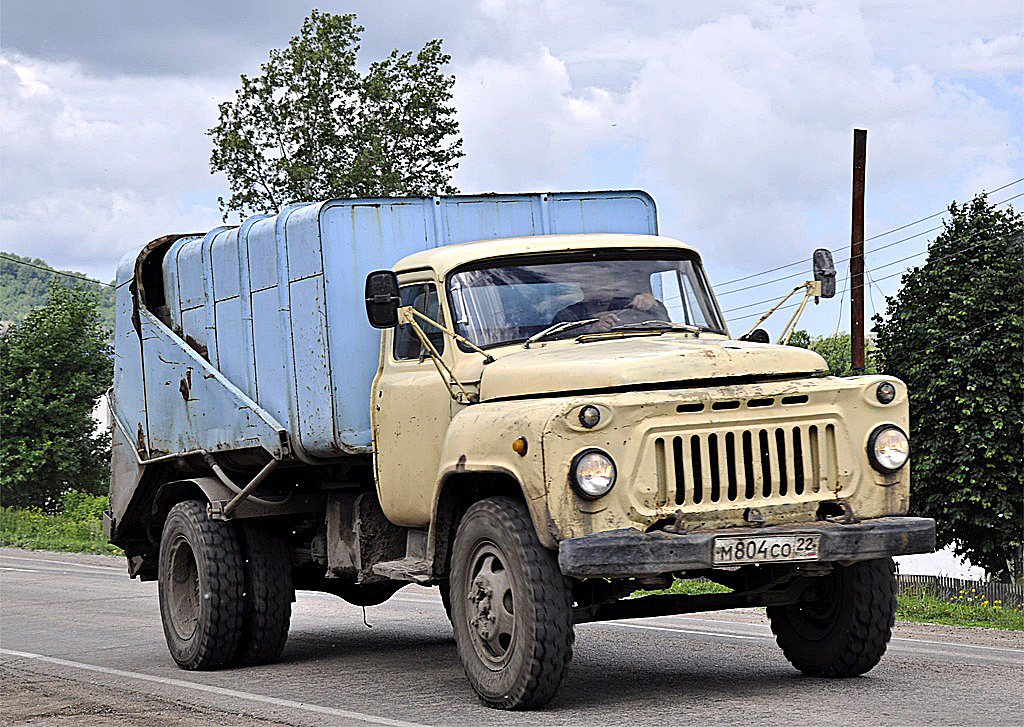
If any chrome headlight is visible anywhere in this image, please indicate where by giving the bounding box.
[867,425,909,473]
[570,449,616,499]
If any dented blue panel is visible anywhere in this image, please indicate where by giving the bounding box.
[111,255,148,463]
[548,192,657,235]
[251,287,286,413]
[288,274,338,456]
[138,309,287,458]
[213,297,245,387]
[142,191,656,461]
[176,239,207,312]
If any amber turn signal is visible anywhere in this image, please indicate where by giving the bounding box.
[512,437,528,456]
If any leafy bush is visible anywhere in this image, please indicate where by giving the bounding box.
[0,491,119,555]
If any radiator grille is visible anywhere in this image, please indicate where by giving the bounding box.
[653,423,837,507]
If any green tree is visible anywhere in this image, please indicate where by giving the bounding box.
[787,331,878,376]
[1,284,112,509]
[209,10,463,219]
[873,193,1023,581]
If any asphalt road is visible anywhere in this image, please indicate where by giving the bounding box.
[2,548,1022,727]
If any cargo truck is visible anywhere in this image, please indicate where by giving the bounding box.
[106,191,935,709]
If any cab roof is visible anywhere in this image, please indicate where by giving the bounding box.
[392,233,701,277]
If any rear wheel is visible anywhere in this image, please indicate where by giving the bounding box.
[158,500,245,670]
[450,497,574,709]
[235,523,293,665]
[767,557,897,677]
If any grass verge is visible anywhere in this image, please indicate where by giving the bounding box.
[639,578,1023,631]
[896,585,1023,630]
[0,491,121,555]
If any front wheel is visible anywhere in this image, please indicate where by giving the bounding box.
[450,497,574,709]
[767,557,897,677]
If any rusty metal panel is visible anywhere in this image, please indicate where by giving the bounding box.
[111,254,148,458]
[139,307,287,459]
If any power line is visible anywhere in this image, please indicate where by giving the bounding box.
[716,224,942,297]
[725,228,1008,317]
[717,191,1023,297]
[0,253,115,289]
[714,180,1024,289]
[833,267,849,336]
[728,242,1016,325]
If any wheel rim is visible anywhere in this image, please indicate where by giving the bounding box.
[464,540,516,669]
[167,534,200,640]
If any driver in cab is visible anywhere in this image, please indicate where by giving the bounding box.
[552,290,670,332]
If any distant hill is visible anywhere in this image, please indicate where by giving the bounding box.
[0,252,116,329]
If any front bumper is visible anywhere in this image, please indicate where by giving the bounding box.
[558,516,935,578]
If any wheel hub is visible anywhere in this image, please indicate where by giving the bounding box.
[464,546,516,668]
[167,535,200,640]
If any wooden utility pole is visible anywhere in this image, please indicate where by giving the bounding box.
[850,129,867,373]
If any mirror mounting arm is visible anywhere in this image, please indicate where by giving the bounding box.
[397,307,483,405]
[741,280,823,346]
[400,306,495,364]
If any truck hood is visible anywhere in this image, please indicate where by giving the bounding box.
[478,336,827,401]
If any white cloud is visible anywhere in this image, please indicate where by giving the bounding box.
[1,0,1020,330]
[453,48,626,191]
[0,54,230,279]
[452,0,1021,279]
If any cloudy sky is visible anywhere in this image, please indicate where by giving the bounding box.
[2,0,1021,336]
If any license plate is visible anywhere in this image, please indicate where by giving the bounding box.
[712,534,821,565]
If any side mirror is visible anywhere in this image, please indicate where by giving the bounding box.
[364,270,400,328]
[813,248,836,299]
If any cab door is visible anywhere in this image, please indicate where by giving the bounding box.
[371,278,454,526]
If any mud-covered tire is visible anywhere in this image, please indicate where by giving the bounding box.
[767,557,897,678]
[235,523,293,666]
[450,497,574,710]
[158,500,245,670]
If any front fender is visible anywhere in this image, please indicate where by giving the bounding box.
[432,399,563,547]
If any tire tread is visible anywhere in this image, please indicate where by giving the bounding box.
[768,557,896,678]
[159,500,245,670]
[452,497,574,709]
[236,523,293,666]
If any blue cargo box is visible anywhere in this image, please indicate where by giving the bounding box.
[114,191,656,463]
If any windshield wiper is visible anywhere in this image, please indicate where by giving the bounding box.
[607,321,702,334]
[524,318,599,348]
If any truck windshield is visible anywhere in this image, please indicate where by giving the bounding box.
[448,251,726,348]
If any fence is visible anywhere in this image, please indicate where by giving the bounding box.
[896,574,1024,610]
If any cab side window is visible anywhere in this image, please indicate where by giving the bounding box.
[393,283,445,360]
